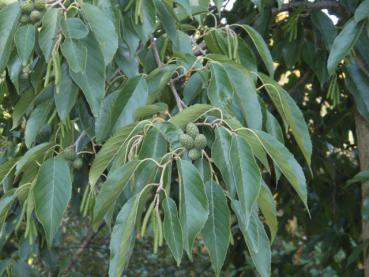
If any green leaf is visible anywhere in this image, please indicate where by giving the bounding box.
[354,0,369,22]
[237,128,308,210]
[89,121,151,186]
[155,0,177,41]
[134,103,168,120]
[16,142,51,175]
[54,63,79,123]
[39,9,62,62]
[230,134,261,223]
[177,159,209,258]
[0,189,16,229]
[109,185,153,277]
[0,159,17,185]
[95,76,148,141]
[69,34,105,117]
[202,181,230,277]
[12,90,34,129]
[93,160,142,229]
[194,158,212,183]
[0,2,21,73]
[82,3,118,65]
[14,24,35,66]
[34,157,72,246]
[327,19,363,75]
[61,39,87,73]
[112,76,148,132]
[223,63,262,130]
[257,182,277,242]
[61,17,89,39]
[162,197,183,265]
[311,11,337,49]
[345,62,369,120]
[25,100,53,148]
[211,127,236,197]
[241,25,274,77]
[347,170,369,185]
[169,104,216,129]
[259,73,312,169]
[232,201,271,277]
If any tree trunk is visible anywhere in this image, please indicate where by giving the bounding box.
[355,113,369,276]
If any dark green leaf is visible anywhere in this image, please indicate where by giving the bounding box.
[178,160,208,258]
[202,181,230,277]
[61,17,89,39]
[14,24,35,66]
[39,9,62,62]
[61,39,87,73]
[162,197,183,265]
[82,3,118,65]
[34,157,72,246]
[0,2,21,73]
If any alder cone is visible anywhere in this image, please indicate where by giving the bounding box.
[188,148,201,161]
[185,122,199,138]
[179,133,194,149]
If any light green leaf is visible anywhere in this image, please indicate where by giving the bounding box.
[0,2,21,73]
[93,160,142,229]
[39,9,62,62]
[25,100,53,148]
[223,63,262,130]
[202,181,230,277]
[169,104,217,129]
[34,157,72,247]
[0,159,17,184]
[61,39,87,73]
[257,182,277,242]
[162,197,183,265]
[14,24,35,66]
[61,17,89,39]
[0,189,16,229]
[89,120,151,186]
[82,3,118,65]
[69,34,105,117]
[16,142,51,175]
[211,127,236,197]
[109,185,153,277]
[230,134,261,223]
[241,25,274,77]
[134,103,168,120]
[54,63,79,123]
[237,128,308,210]
[259,73,312,169]
[155,0,177,41]
[347,170,369,185]
[354,0,369,22]
[232,201,271,277]
[327,19,363,75]
[177,159,209,258]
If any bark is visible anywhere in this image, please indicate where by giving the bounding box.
[355,113,369,276]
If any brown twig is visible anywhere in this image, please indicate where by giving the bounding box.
[150,38,186,112]
[272,0,343,15]
[64,223,105,272]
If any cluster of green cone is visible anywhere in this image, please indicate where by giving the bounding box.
[179,122,207,161]
[62,148,83,170]
[20,0,46,25]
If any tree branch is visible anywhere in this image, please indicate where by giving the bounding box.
[272,0,343,15]
[64,223,105,272]
[150,38,186,112]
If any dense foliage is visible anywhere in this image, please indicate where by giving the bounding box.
[0,0,369,276]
